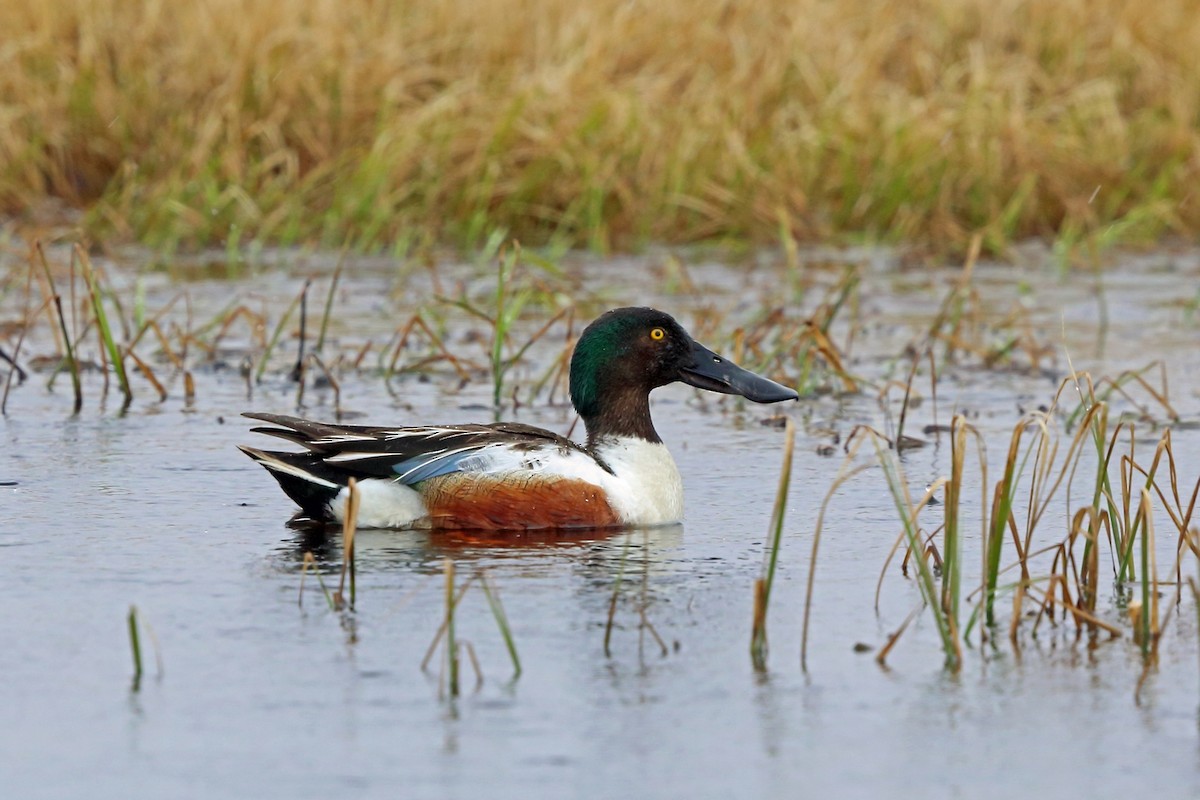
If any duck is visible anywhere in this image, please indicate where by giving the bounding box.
[239,306,798,530]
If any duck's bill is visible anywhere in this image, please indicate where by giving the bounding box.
[679,341,799,403]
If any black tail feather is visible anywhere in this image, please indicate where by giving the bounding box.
[238,445,344,518]
[241,412,364,449]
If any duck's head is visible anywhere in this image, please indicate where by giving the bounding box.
[569,307,798,442]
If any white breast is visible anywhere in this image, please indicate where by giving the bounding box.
[590,436,684,525]
[445,435,684,526]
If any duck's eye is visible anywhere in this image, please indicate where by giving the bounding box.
[650,327,666,341]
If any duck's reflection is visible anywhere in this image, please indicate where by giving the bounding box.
[274,520,689,667]
[276,519,686,586]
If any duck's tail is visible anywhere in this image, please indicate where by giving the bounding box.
[238,445,343,519]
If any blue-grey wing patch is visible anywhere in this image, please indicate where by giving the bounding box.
[389,445,491,484]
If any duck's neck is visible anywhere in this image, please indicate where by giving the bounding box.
[582,389,661,448]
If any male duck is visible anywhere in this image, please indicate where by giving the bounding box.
[240,307,797,529]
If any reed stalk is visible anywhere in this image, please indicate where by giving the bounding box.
[335,478,360,610]
[79,247,133,409]
[1138,489,1158,659]
[870,432,959,669]
[127,605,143,692]
[290,279,312,382]
[34,245,83,412]
[254,284,306,383]
[983,422,1031,626]
[800,442,871,672]
[315,256,344,354]
[941,416,967,624]
[750,419,795,671]
[52,296,82,414]
[479,572,522,680]
[445,559,459,698]
[490,246,527,409]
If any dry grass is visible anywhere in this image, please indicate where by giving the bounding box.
[803,370,1200,683]
[3,0,1199,253]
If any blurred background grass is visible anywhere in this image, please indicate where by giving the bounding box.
[2,0,1198,254]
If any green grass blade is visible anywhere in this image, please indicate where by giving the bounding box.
[480,572,522,679]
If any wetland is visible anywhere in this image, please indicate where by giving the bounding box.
[3,240,1200,797]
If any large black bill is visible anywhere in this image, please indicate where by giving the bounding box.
[678,340,799,403]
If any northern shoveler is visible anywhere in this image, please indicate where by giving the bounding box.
[239,306,798,530]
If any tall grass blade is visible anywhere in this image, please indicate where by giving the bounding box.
[34,245,83,412]
[255,284,306,383]
[869,432,959,669]
[800,439,872,672]
[127,605,143,692]
[479,572,522,680]
[51,296,82,413]
[290,279,312,382]
[750,419,795,671]
[335,478,359,610]
[315,256,345,354]
[942,416,966,624]
[79,246,133,409]
[445,558,459,698]
[984,423,1030,626]
[1138,488,1158,659]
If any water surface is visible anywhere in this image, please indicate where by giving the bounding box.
[2,245,1200,798]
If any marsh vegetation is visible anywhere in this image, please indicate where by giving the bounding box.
[5,2,1200,793]
[3,237,1200,795]
[4,0,1199,254]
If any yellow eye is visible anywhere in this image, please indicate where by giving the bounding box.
[650,327,666,341]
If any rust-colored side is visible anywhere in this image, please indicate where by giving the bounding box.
[418,473,620,530]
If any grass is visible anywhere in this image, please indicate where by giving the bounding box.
[750,419,796,671]
[0,227,1050,421]
[799,257,1196,675]
[34,244,81,412]
[444,559,460,697]
[0,238,593,414]
[479,571,522,680]
[442,241,573,412]
[868,427,960,668]
[4,0,1200,254]
[724,271,863,398]
[79,246,132,409]
[334,478,360,611]
[126,604,163,691]
[127,604,143,692]
[806,369,1197,677]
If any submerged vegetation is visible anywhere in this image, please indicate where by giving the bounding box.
[3,0,1200,253]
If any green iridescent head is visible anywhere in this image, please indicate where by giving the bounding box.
[568,308,798,434]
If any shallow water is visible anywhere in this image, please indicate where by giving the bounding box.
[3,244,1200,798]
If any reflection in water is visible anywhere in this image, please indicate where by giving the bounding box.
[270,521,688,667]
[274,520,685,575]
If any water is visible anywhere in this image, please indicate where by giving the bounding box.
[3,244,1200,798]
